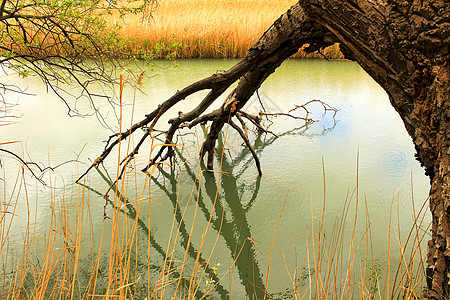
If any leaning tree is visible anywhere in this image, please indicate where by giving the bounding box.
[3,0,447,298]
[80,1,449,297]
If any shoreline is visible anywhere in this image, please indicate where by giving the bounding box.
[109,0,344,59]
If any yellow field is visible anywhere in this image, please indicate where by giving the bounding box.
[112,0,343,59]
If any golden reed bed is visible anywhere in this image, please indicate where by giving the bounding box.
[111,0,344,59]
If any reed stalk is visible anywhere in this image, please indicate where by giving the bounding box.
[109,0,344,59]
[0,74,428,299]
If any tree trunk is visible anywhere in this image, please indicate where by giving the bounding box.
[300,1,449,298]
[86,1,449,297]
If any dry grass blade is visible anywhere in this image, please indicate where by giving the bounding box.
[107,0,343,59]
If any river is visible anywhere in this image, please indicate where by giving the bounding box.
[0,59,431,298]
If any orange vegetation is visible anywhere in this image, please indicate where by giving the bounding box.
[110,0,343,58]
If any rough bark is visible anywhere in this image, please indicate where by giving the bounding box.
[84,1,449,298]
[300,1,449,298]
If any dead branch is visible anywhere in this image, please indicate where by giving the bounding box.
[0,148,82,187]
[259,112,315,122]
[78,2,333,181]
[237,111,277,137]
[229,120,262,177]
[289,99,338,118]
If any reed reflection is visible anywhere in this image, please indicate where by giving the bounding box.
[81,118,336,299]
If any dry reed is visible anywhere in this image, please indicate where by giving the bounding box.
[110,0,344,59]
[0,74,428,299]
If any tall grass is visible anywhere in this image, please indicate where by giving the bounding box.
[0,170,429,299]
[110,0,344,59]
[0,74,428,299]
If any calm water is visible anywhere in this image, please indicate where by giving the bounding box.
[1,59,430,298]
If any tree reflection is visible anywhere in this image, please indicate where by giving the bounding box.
[84,115,337,299]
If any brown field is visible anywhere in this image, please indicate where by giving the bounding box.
[110,0,344,59]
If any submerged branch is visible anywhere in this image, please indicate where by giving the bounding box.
[78,2,334,181]
[229,120,262,177]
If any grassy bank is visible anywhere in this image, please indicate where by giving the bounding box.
[111,0,344,59]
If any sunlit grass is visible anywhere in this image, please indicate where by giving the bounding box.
[109,0,344,59]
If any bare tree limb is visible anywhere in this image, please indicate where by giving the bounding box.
[229,120,262,177]
[78,2,334,181]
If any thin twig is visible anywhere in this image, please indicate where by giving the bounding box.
[229,120,262,177]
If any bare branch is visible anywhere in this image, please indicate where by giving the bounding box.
[229,120,262,177]
[259,111,314,122]
[288,99,338,117]
[79,2,333,179]
[0,148,83,187]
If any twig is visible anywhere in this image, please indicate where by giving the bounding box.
[289,99,338,118]
[259,111,313,122]
[0,148,81,187]
[229,120,262,177]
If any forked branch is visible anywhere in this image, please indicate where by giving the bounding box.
[78,2,336,182]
